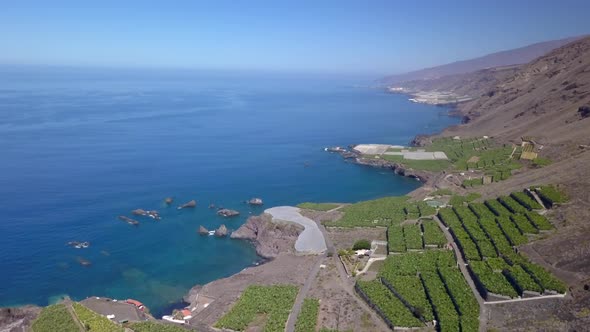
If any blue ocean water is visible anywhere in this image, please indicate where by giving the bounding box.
[0,67,459,315]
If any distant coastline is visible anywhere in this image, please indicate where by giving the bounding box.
[387,86,473,106]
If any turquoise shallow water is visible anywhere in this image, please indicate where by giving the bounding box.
[0,67,459,316]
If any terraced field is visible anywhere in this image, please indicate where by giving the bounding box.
[437,189,567,299]
[427,137,522,181]
[387,219,446,253]
[215,285,298,332]
[357,251,478,332]
[330,196,438,227]
[294,298,320,332]
[358,188,567,331]
[31,304,79,332]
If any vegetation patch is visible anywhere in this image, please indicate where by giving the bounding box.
[533,185,568,207]
[297,202,340,211]
[215,284,298,332]
[379,154,451,172]
[403,224,423,250]
[332,196,409,227]
[437,190,565,299]
[356,280,424,328]
[510,191,543,210]
[32,304,79,332]
[427,137,522,182]
[532,157,552,167]
[294,298,320,332]
[360,251,477,331]
[352,239,371,250]
[430,188,453,196]
[130,321,191,332]
[72,303,123,332]
[438,266,479,332]
[422,220,447,246]
[387,225,406,252]
[382,275,434,321]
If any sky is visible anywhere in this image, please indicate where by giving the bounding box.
[1,0,589,75]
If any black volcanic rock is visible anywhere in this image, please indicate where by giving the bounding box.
[578,106,590,118]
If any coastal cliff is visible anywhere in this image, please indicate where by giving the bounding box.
[230,214,303,258]
[333,147,434,183]
[0,306,41,331]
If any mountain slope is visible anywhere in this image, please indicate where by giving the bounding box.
[381,36,584,84]
[391,65,522,99]
[437,36,590,331]
[450,36,590,153]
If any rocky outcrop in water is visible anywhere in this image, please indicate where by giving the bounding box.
[132,209,147,216]
[231,214,302,258]
[214,225,228,237]
[198,226,209,235]
[77,257,92,267]
[118,216,140,226]
[131,209,161,220]
[178,200,197,210]
[248,198,263,206]
[164,197,174,205]
[217,209,240,217]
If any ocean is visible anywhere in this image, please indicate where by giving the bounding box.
[0,67,459,316]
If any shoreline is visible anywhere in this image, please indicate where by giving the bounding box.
[173,99,463,326]
[1,90,464,328]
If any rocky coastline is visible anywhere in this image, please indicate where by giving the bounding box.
[230,213,303,258]
[332,145,435,183]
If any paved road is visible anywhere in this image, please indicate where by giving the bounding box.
[265,206,327,254]
[285,256,324,332]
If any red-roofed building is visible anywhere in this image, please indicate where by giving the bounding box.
[125,299,145,310]
[181,309,192,319]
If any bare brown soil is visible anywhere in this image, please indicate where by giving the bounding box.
[0,305,41,332]
[308,257,389,332]
[325,228,387,251]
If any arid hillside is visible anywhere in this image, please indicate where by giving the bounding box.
[392,65,522,99]
[452,36,590,149]
[437,36,590,330]
[380,35,583,84]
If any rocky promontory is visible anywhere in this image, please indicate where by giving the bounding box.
[230,214,302,258]
[354,156,432,182]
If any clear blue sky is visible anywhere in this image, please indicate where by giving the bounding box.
[1,0,589,75]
